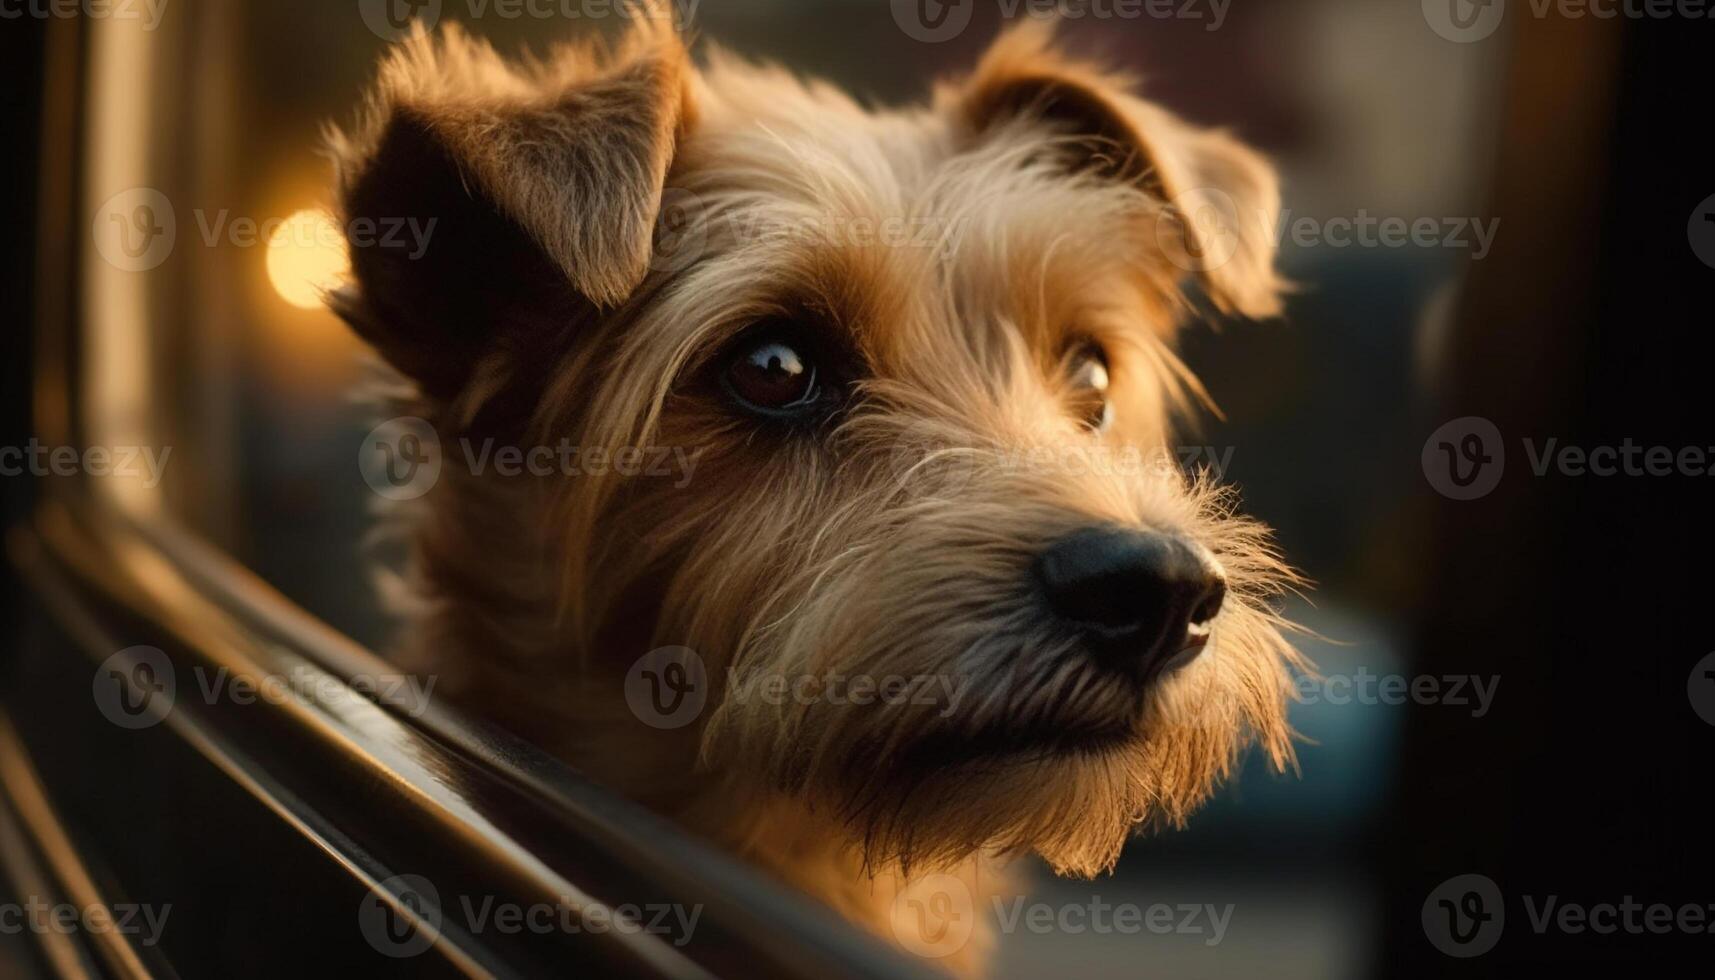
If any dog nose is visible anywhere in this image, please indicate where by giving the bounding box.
[1034,527,1226,673]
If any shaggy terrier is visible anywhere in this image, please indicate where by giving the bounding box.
[330,7,1302,972]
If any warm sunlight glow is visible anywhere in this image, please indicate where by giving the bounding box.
[266,209,349,309]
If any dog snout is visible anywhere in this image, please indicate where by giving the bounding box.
[1033,526,1227,675]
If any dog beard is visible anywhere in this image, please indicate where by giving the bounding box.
[661,444,1305,878]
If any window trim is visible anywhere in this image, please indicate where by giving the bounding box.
[4,11,934,979]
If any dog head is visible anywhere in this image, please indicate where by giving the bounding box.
[331,10,1301,878]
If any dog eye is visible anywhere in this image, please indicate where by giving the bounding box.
[1066,345,1112,432]
[723,336,822,416]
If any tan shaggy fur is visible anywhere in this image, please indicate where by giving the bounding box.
[327,6,1303,973]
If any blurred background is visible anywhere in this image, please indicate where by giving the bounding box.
[1,1,1710,978]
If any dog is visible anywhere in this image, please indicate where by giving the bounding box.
[329,7,1302,973]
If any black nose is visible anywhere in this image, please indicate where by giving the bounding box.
[1033,526,1226,675]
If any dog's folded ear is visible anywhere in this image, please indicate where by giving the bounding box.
[327,19,694,404]
[951,22,1283,319]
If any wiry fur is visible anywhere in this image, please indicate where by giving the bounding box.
[329,10,1303,974]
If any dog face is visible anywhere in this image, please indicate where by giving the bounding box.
[332,13,1301,878]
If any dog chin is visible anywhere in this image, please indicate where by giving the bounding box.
[930,632,1216,763]
[763,631,1273,875]
[933,723,1143,771]
[819,710,1168,876]
[934,695,1149,762]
